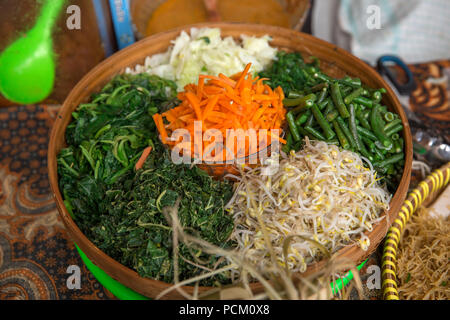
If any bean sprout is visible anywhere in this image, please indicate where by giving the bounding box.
[226,138,391,273]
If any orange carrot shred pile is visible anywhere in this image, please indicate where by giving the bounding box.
[153,63,286,161]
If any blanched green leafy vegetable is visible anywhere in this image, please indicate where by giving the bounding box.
[58,73,178,219]
[259,51,316,97]
[89,142,234,285]
[57,73,234,286]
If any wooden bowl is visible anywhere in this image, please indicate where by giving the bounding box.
[48,23,413,299]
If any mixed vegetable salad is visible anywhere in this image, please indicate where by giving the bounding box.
[57,28,405,287]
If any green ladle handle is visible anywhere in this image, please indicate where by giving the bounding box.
[34,0,66,38]
[0,0,66,104]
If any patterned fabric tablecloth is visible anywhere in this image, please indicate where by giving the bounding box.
[0,105,113,300]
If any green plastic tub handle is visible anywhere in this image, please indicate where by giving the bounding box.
[75,244,148,300]
[76,244,366,300]
[330,259,367,295]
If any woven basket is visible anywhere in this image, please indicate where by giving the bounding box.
[382,161,450,300]
[48,23,412,299]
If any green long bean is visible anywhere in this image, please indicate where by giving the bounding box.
[286,111,301,141]
[373,148,385,161]
[309,82,329,93]
[336,116,357,149]
[393,139,403,154]
[384,112,395,122]
[332,120,350,149]
[305,126,326,140]
[353,96,373,108]
[344,87,364,105]
[331,82,350,118]
[311,104,335,140]
[306,113,315,127]
[356,109,371,130]
[318,98,329,110]
[282,132,293,153]
[349,105,363,150]
[295,111,310,126]
[385,123,403,137]
[362,136,376,151]
[326,110,339,122]
[370,104,392,148]
[372,91,382,103]
[356,125,378,141]
[340,77,362,88]
[283,93,317,109]
[383,119,402,132]
[373,153,404,168]
[317,87,328,104]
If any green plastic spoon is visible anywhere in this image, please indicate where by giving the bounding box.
[0,0,65,104]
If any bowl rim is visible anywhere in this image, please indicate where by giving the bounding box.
[48,22,412,299]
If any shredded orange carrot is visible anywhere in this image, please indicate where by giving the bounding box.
[135,146,152,170]
[153,63,287,161]
[152,114,170,144]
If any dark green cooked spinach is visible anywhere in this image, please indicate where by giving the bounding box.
[259,51,316,97]
[91,142,234,285]
[58,73,178,218]
[57,73,235,285]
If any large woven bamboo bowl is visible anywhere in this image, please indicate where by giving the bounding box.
[48,23,413,299]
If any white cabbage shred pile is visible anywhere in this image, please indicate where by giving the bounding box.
[225,138,391,274]
[125,27,277,90]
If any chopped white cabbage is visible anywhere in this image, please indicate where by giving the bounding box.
[125,27,278,90]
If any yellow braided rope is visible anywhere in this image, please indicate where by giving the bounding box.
[382,163,450,300]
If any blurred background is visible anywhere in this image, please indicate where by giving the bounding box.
[0,0,311,107]
[1,0,448,106]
